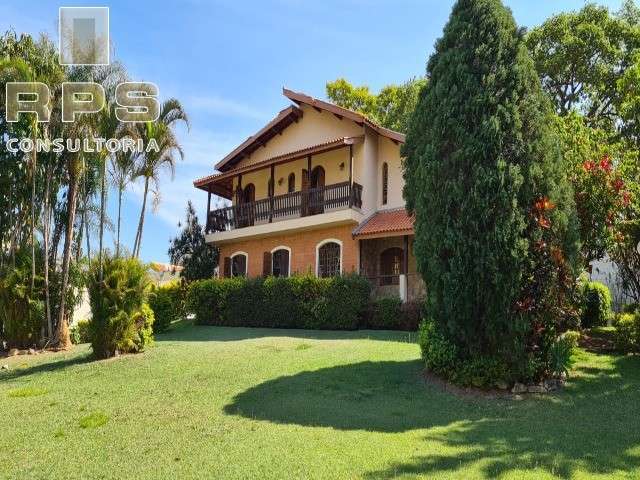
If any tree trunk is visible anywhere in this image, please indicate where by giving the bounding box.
[54,157,80,350]
[98,155,107,282]
[116,182,123,257]
[43,165,53,339]
[133,177,149,259]
[30,132,37,293]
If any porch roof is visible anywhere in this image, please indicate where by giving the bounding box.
[193,136,363,198]
[353,208,414,238]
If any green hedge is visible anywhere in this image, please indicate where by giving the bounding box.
[615,313,640,354]
[187,274,371,330]
[581,281,612,328]
[364,297,422,331]
[148,281,186,333]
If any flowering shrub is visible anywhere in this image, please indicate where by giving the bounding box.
[574,155,631,265]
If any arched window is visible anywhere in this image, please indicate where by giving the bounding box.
[288,173,296,193]
[231,252,248,277]
[271,247,290,277]
[317,240,341,278]
[382,162,388,205]
[380,247,403,286]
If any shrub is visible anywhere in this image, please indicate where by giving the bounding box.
[70,319,91,345]
[148,281,185,333]
[88,256,153,359]
[581,281,612,328]
[367,297,403,330]
[418,319,458,378]
[186,274,371,330]
[622,303,639,314]
[615,313,640,353]
[364,297,422,331]
[549,332,578,378]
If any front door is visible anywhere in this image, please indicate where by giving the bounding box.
[240,183,255,226]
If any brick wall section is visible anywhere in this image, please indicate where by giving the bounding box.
[218,224,359,277]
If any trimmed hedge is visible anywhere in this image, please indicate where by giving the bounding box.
[581,281,612,328]
[615,313,640,353]
[187,274,372,330]
[364,297,422,331]
[148,281,186,333]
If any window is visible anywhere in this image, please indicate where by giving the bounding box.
[231,253,247,277]
[380,247,403,286]
[382,162,388,205]
[317,241,341,278]
[288,173,295,193]
[272,248,290,277]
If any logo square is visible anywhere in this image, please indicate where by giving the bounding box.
[59,7,109,66]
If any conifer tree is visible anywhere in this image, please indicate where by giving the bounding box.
[404,0,579,379]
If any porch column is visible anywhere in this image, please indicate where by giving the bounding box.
[206,185,212,233]
[348,144,353,207]
[400,235,409,302]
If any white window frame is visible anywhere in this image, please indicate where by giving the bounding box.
[230,251,248,277]
[315,239,343,277]
[270,246,292,277]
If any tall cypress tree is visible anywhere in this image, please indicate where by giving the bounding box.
[404,0,579,378]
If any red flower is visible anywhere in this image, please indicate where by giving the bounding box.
[613,178,625,192]
[599,156,612,172]
[623,191,631,206]
[583,160,596,172]
[536,216,551,229]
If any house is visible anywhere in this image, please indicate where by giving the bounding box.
[193,88,425,301]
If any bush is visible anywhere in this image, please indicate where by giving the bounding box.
[88,256,153,359]
[418,319,458,378]
[364,297,422,331]
[581,281,612,328]
[0,252,44,349]
[70,319,91,345]
[148,281,186,333]
[549,332,579,378]
[186,274,371,330]
[615,313,640,353]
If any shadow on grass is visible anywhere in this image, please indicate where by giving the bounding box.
[225,354,640,479]
[0,352,93,381]
[157,321,416,344]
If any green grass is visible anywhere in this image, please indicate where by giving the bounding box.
[1,322,639,480]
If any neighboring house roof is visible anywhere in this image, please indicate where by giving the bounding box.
[194,136,363,195]
[353,208,414,237]
[213,88,405,173]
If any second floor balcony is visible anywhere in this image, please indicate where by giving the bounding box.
[206,181,363,233]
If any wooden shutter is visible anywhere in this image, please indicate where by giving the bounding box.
[223,257,231,278]
[263,251,272,277]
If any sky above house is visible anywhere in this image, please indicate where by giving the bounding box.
[0,0,624,263]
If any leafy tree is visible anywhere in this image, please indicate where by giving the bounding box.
[404,0,579,381]
[326,77,426,133]
[526,2,640,130]
[168,202,218,282]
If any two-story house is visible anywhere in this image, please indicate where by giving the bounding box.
[194,88,425,301]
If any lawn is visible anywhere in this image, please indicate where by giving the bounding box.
[1,323,639,480]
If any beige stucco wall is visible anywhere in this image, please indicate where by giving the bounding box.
[377,136,404,210]
[236,104,363,168]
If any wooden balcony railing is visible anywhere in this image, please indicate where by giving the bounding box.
[206,181,363,233]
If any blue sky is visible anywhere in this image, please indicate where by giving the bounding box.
[0,0,623,262]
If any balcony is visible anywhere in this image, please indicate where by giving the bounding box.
[206,181,363,233]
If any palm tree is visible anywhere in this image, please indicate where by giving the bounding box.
[110,150,136,258]
[132,99,188,258]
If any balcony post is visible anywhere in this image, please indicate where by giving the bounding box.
[400,235,409,303]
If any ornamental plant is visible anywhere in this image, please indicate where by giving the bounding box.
[403,0,580,384]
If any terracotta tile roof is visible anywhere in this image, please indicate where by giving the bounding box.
[353,208,414,237]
